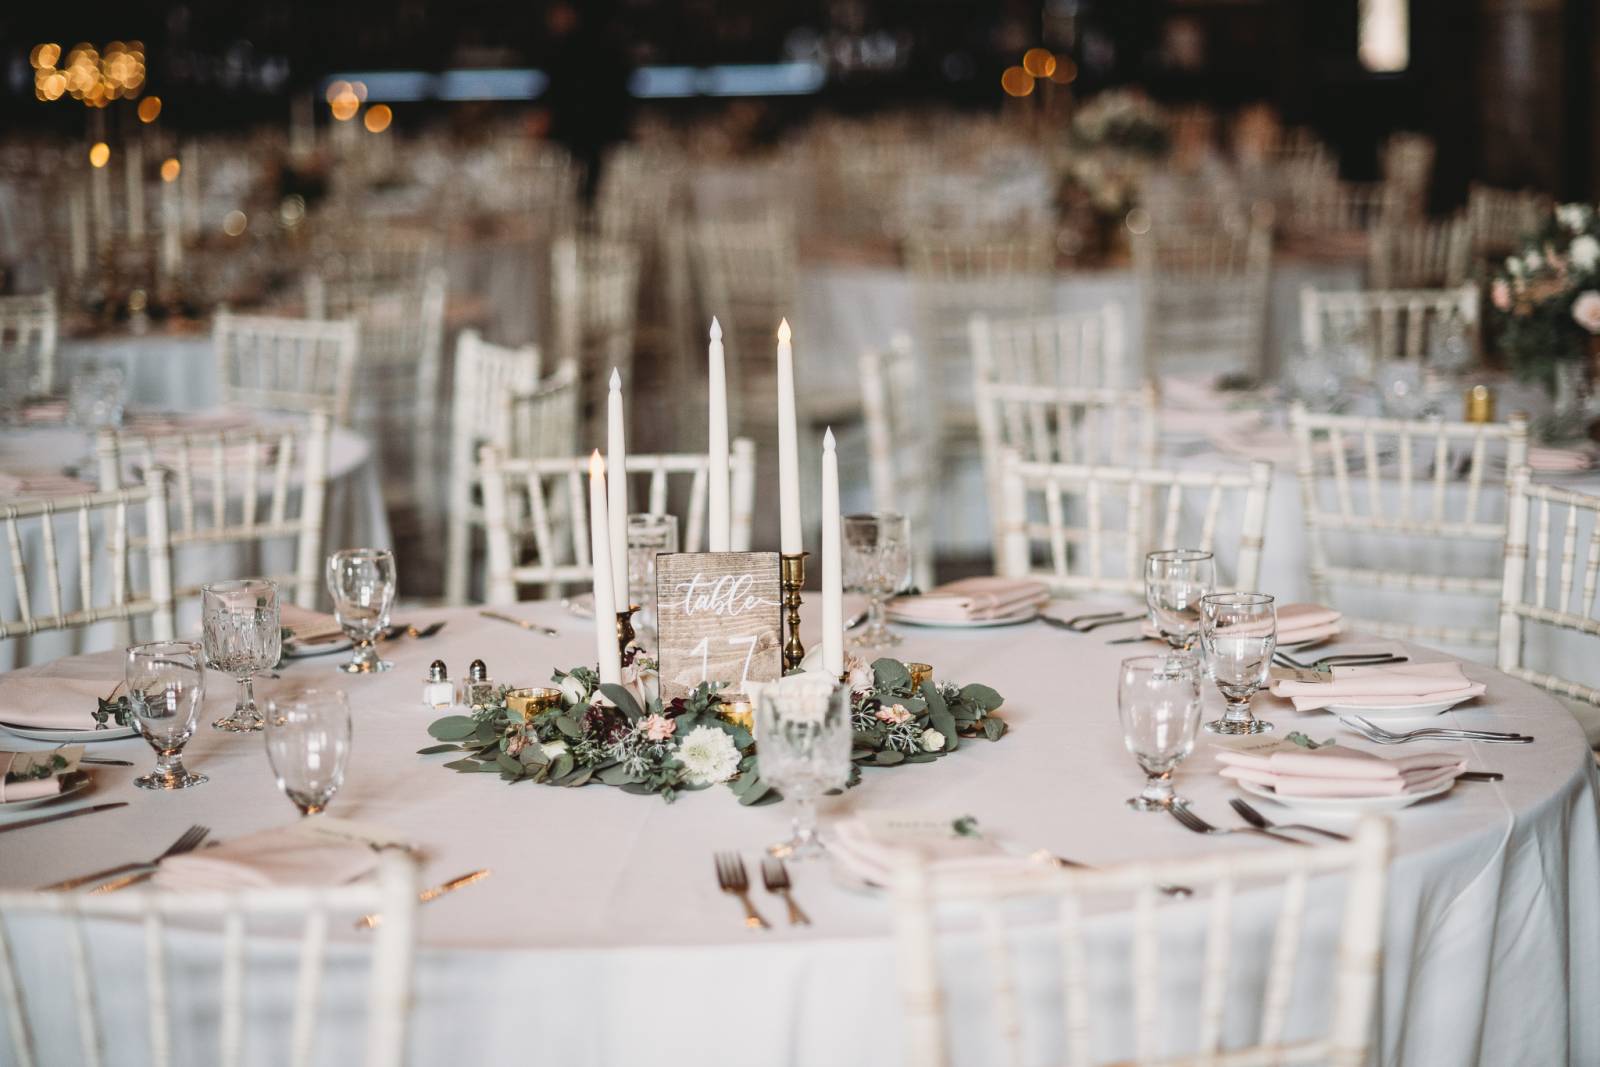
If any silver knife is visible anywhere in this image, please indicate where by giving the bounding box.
[478,610,559,638]
[0,802,128,835]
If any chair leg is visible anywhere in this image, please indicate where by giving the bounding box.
[445,516,469,605]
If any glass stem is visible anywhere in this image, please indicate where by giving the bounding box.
[1141,769,1175,806]
[236,674,256,717]
[866,593,885,637]
[792,794,818,850]
[154,748,185,780]
[1223,696,1254,724]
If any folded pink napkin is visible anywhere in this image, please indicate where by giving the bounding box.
[1527,447,1596,473]
[1269,660,1486,712]
[1216,738,1464,797]
[888,577,1048,622]
[1206,424,1302,465]
[0,655,124,730]
[2,746,84,803]
[153,817,395,891]
[17,400,68,424]
[0,471,97,497]
[829,813,1038,887]
[280,603,345,645]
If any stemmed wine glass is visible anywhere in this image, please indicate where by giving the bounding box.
[125,641,208,790]
[1145,549,1215,651]
[627,512,679,645]
[842,512,912,648]
[201,578,281,732]
[325,548,397,673]
[1200,592,1277,735]
[1116,654,1203,810]
[754,676,852,859]
[264,689,353,816]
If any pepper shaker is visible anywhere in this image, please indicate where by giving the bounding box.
[463,659,497,707]
[422,660,454,709]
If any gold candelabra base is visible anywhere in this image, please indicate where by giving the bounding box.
[780,552,808,672]
[616,606,639,659]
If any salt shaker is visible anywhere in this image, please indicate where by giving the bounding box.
[463,659,497,707]
[422,660,454,709]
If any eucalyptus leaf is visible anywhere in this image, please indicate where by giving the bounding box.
[550,753,575,780]
[738,779,772,805]
[903,751,937,764]
[442,758,481,772]
[495,754,524,776]
[427,716,479,741]
[555,716,583,739]
[519,744,550,767]
[873,750,905,766]
[599,764,639,786]
[959,683,1004,711]
[922,681,959,752]
[598,683,645,721]
[983,716,1007,742]
[873,658,911,691]
[416,743,460,755]
[561,766,595,788]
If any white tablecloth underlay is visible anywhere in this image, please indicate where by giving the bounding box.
[0,422,389,669]
[0,601,1594,1066]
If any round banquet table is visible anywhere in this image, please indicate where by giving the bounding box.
[0,599,1595,1067]
[0,419,390,670]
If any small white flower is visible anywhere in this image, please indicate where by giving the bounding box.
[921,728,946,752]
[557,673,588,705]
[1572,291,1600,334]
[1572,235,1600,271]
[676,725,741,786]
[1525,251,1543,271]
[1558,204,1583,230]
[540,740,569,760]
[1506,256,1524,277]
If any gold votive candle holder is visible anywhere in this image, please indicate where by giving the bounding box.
[721,700,754,732]
[505,687,562,723]
[1465,384,1495,424]
[907,662,934,690]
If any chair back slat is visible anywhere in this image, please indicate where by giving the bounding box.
[979,904,1025,1067]
[1056,894,1092,1067]
[213,312,358,424]
[1197,877,1234,1054]
[144,912,171,1067]
[220,911,245,1065]
[289,908,328,1067]
[0,905,37,1067]
[1259,870,1310,1046]
[0,291,58,395]
[1131,885,1160,1062]
[861,333,938,589]
[1300,283,1479,368]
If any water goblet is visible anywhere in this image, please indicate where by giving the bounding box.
[754,676,852,859]
[264,689,353,816]
[842,512,912,648]
[325,548,397,673]
[125,641,209,790]
[1145,549,1215,651]
[1200,592,1277,735]
[627,512,679,645]
[201,578,281,732]
[1116,654,1204,810]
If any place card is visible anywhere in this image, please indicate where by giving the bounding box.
[655,551,783,703]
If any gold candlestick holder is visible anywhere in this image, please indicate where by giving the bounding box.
[780,552,808,672]
[616,605,639,659]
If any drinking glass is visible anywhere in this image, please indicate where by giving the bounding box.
[1116,654,1204,810]
[1145,549,1215,651]
[627,512,679,644]
[1200,592,1277,735]
[264,689,353,816]
[66,364,126,475]
[754,676,852,859]
[842,512,912,648]
[125,641,208,790]
[325,548,397,673]
[201,579,281,732]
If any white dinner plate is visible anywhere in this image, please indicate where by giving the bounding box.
[0,720,138,743]
[1321,693,1478,721]
[1238,775,1455,814]
[1,771,92,812]
[886,606,1039,629]
[1277,631,1339,651]
[282,637,353,659]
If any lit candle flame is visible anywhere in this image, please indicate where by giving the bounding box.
[589,450,605,478]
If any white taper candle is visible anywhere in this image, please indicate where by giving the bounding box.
[821,427,843,678]
[776,318,801,554]
[707,317,731,551]
[607,368,629,612]
[588,451,622,685]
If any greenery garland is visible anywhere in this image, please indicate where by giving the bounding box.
[418,657,1007,804]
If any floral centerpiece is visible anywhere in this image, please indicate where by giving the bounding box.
[1058,89,1170,261]
[1489,202,1600,394]
[418,654,1007,804]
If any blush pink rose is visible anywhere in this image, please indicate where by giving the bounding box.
[640,714,676,742]
[875,703,913,725]
[1491,279,1512,311]
[1573,291,1600,334]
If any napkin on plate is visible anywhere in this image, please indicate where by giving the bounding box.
[2,745,84,803]
[1269,660,1486,712]
[280,603,346,645]
[1526,446,1596,473]
[153,817,404,891]
[0,658,123,731]
[888,577,1049,623]
[830,812,1038,887]
[1216,736,1464,797]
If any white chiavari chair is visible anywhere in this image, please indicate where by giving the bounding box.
[860,334,937,591]
[1467,183,1550,260]
[1132,222,1271,377]
[0,849,418,1067]
[1284,179,1410,240]
[1299,283,1480,364]
[213,312,359,426]
[1382,132,1436,217]
[690,213,797,424]
[444,332,543,605]
[1498,468,1600,742]
[906,226,1055,426]
[0,291,57,397]
[997,454,1273,597]
[891,818,1391,1067]
[478,441,758,604]
[505,359,581,463]
[552,235,642,438]
[1368,215,1473,289]
[94,414,331,608]
[1290,402,1529,649]
[0,469,175,642]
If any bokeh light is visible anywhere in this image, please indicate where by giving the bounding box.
[222,210,248,237]
[325,80,351,104]
[1000,66,1035,98]
[1051,57,1078,85]
[88,142,110,168]
[30,43,61,69]
[160,158,181,182]
[329,85,361,121]
[1022,48,1057,78]
[138,97,162,123]
[363,104,393,133]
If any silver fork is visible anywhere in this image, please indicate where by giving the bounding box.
[1229,797,1350,842]
[1168,801,1308,846]
[1272,651,1407,670]
[760,857,810,926]
[42,824,211,891]
[714,852,769,930]
[1341,715,1533,744]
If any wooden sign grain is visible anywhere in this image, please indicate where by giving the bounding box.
[655,551,783,702]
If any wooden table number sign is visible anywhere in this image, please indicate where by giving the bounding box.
[655,551,784,703]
